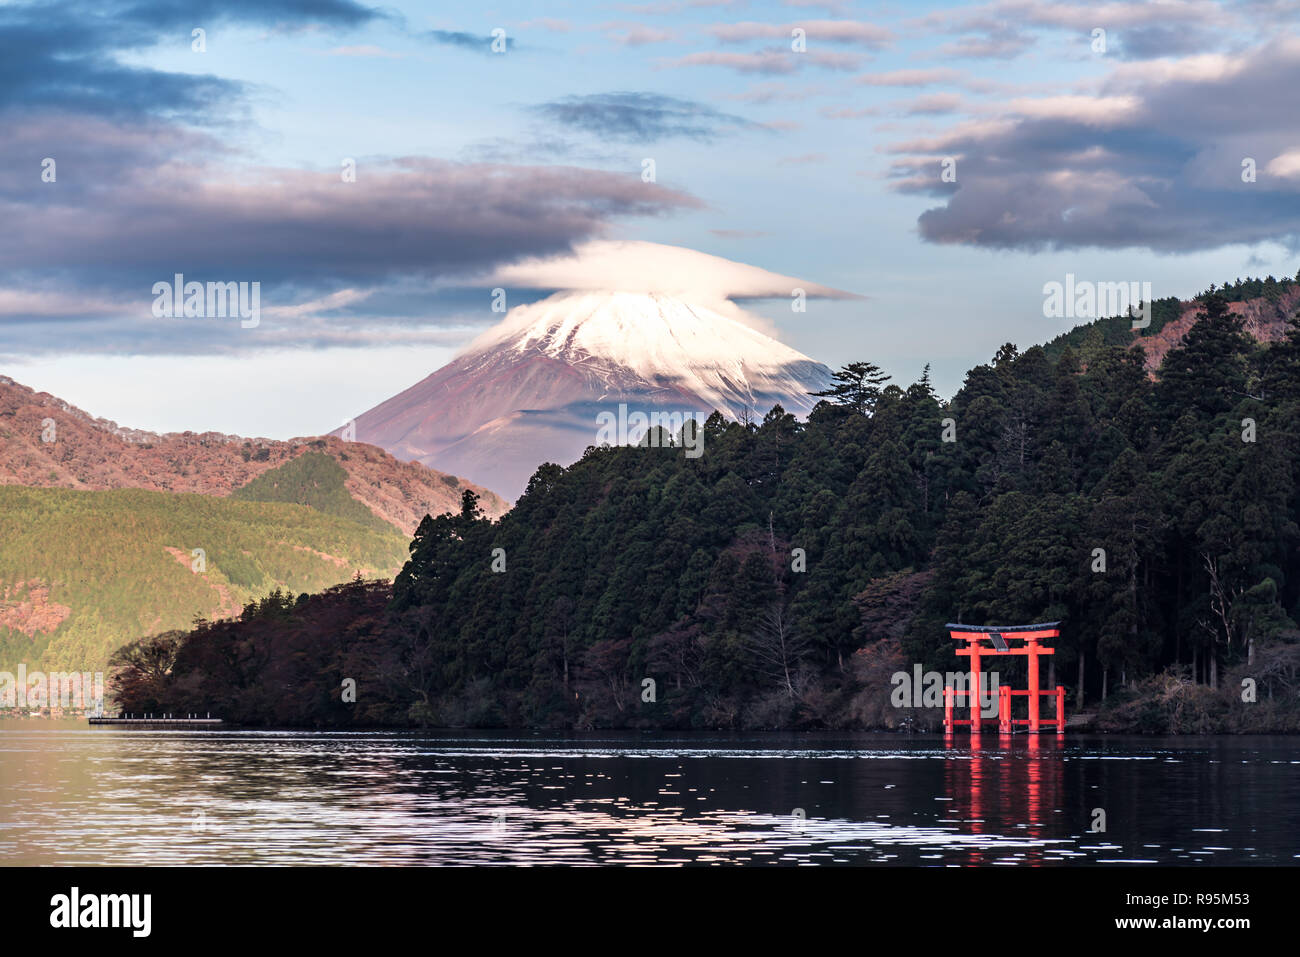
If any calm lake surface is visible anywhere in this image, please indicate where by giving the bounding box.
[2,721,1297,865]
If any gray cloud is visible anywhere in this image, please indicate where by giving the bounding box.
[422,29,516,53]
[911,0,1233,62]
[936,26,1035,59]
[887,37,1300,252]
[0,0,380,120]
[532,92,758,142]
[11,159,697,279]
[1112,24,1225,59]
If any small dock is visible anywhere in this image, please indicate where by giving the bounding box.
[89,715,223,728]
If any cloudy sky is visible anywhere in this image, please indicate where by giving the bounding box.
[2,0,1298,437]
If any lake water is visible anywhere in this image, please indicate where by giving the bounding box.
[2,721,1297,865]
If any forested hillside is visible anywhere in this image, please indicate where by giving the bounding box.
[114,292,1300,731]
[0,486,408,675]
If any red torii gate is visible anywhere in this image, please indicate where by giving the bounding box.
[943,622,1065,735]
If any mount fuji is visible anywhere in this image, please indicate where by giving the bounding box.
[335,290,836,501]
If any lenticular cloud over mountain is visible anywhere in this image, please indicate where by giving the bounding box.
[338,245,850,501]
[482,239,862,305]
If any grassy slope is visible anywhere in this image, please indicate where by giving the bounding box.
[231,451,392,532]
[0,485,408,674]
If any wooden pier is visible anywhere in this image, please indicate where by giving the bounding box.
[88,715,223,728]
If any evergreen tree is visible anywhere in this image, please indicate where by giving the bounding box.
[1157,294,1252,418]
[809,361,891,414]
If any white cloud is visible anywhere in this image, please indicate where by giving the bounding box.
[1266,148,1300,179]
[858,68,964,86]
[0,289,133,318]
[707,20,893,47]
[263,288,373,321]
[1003,94,1144,125]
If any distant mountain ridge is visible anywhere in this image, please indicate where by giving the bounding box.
[0,375,508,534]
[337,291,837,500]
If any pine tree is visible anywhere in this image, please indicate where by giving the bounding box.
[809,361,891,414]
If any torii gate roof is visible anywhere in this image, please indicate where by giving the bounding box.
[944,622,1061,632]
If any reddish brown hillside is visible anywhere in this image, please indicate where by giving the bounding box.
[0,376,508,534]
[1138,286,1300,372]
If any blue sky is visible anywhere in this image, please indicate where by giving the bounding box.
[2,0,1298,437]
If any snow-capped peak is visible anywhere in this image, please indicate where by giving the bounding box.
[342,289,836,500]
[462,291,831,418]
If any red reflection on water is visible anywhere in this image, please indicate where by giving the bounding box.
[943,733,1064,865]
